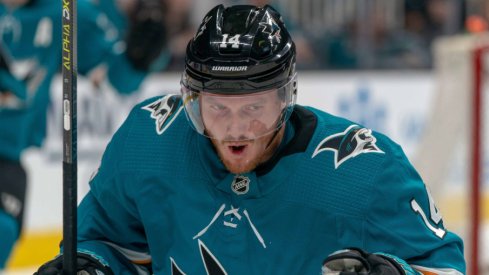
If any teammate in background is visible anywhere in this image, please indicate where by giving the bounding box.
[0,43,29,269]
[90,0,168,74]
[0,0,165,268]
[36,4,465,274]
[109,0,196,71]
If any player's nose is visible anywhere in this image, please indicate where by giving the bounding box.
[225,113,249,136]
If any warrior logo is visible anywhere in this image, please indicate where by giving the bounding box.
[312,125,384,169]
[231,175,250,195]
[211,66,247,72]
[142,95,183,135]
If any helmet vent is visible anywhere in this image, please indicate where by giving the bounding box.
[222,6,258,34]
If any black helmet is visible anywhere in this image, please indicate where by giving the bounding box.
[181,4,297,140]
[182,4,296,94]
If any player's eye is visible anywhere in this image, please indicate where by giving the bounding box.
[244,104,263,112]
[210,104,227,112]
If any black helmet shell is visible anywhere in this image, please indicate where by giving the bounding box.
[182,4,296,94]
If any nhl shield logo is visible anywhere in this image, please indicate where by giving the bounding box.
[231,175,250,195]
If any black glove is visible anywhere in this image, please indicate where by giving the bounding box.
[35,252,114,275]
[0,46,9,71]
[322,248,417,275]
[125,0,167,71]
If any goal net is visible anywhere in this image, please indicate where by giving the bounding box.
[412,33,489,274]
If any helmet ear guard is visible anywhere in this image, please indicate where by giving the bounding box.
[181,4,297,140]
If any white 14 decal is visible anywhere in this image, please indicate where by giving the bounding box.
[220,34,241,49]
[410,186,446,238]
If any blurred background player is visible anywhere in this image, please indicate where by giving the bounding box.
[0,42,28,269]
[88,0,168,75]
[0,0,166,267]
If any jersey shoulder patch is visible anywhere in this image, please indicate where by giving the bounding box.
[142,94,183,135]
[312,124,384,169]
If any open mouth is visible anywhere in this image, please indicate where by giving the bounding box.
[228,145,247,155]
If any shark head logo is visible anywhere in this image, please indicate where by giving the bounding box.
[312,125,384,169]
[142,95,183,135]
[259,16,282,46]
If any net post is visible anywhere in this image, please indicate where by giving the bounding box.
[469,44,487,275]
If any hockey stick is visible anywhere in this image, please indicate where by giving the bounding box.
[62,0,77,273]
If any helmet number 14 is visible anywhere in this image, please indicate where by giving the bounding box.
[220,34,241,49]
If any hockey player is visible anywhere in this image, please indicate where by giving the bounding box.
[36,4,465,274]
[0,0,165,268]
[90,0,168,72]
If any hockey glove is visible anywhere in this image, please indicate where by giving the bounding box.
[125,0,167,71]
[35,252,114,275]
[322,248,419,275]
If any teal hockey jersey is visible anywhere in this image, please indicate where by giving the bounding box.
[77,95,465,274]
[0,0,145,161]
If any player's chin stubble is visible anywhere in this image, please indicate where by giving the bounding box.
[212,128,285,174]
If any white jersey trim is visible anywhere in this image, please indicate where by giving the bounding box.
[412,265,464,275]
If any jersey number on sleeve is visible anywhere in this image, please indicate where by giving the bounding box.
[410,187,446,239]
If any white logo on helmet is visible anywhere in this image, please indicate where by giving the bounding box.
[211,66,248,72]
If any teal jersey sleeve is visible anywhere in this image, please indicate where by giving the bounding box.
[365,140,465,272]
[301,109,466,274]
[77,193,149,274]
[76,101,156,272]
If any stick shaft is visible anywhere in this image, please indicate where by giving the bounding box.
[61,0,77,273]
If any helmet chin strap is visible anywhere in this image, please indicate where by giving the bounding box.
[263,124,283,151]
[263,109,287,150]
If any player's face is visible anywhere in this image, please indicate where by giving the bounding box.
[201,90,285,174]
